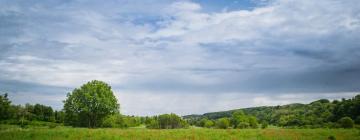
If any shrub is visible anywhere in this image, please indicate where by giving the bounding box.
[338,117,354,128]
[197,118,208,127]
[328,135,336,140]
[324,122,337,128]
[216,118,230,129]
[261,122,268,129]
[146,119,159,129]
[355,116,360,125]
[237,122,249,129]
[146,114,188,129]
[248,116,258,128]
[48,123,57,129]
[101,114,125,128]
[204,120,214,128]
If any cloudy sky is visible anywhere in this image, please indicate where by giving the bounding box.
[1,0,360,116]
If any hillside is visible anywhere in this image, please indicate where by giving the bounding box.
[184,95,360,128]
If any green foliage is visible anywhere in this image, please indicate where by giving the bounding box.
[54,111,65,123]
[332,95,360,121]
[0,93,11,120]
[30,104,54,122]
[338,117,354,128]
[145,117,159,129]
[248,116,258,128]
[63,80,119,128]
[230,110,258,129]
[261,122,268,129]
[101,114,124,128]
[146,113,188,129]
[237,122,249,129]
[185,94,360,128]
[0,93,61,126]
[48,123,58,129]
[2,89,360,131]
[355,116,360,124]
[204,120,214,128]
[197,118,209,127]
[328,135,336,140]
[123,116,142,127]
[215,118,230,129]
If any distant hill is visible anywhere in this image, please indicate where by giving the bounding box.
[184,103,305,120]
[184,95,360,128]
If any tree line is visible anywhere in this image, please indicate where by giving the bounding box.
[185,95,360,129]
[0,93,66,127]
[0,80,188,129]
[1,80,359,129]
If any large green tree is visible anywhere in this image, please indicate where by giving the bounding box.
[63,80,119,128]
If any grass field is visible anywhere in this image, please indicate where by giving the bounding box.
[1,125,359,140]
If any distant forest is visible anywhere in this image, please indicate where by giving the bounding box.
[1,80,359,129]
[184,94,360,128]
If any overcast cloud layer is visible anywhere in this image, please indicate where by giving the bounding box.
[1,0,360,115]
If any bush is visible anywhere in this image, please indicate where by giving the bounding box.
[48,123,57,129]
[248,116,258,128]
[123,116,142,127]
[237,122,249,129]
[204,120,214,128]
[261,122,268,129]
[101,115,125,128]
[230,111,258,129]
[146,113,188,129]
[197,118,208,127]
[216,118,230,129]
[323,122,337,128]
[328,135,336,140]
[338,117,354,128]
[355,116,360,125]
[146,119,159,129]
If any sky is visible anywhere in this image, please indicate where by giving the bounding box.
[0,0,360,116]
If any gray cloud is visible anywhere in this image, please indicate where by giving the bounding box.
[0,0,359,115]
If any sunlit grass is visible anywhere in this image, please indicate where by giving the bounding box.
[0,125,359,140]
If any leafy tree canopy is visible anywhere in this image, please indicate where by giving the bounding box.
[63,80,119,128]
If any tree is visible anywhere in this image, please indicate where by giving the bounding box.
[355,116,360,125]
[338,117,354,128]
[237,122,250,129]
[101,114,125,128]
[230,110,258,129]
[230,110,247,128]
[204,120,214,128]
[197,118,211,127]
[0,93,11,120]
[54,111,65,123]
[33,104,54,121]
[123,116,142,127]
[63,80,119,128]
[216,118,230,129]
[146,117,159,129]
[146,113,188,129]
[248,116,259,128]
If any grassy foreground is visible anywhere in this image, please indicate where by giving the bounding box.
[0,125,359,140]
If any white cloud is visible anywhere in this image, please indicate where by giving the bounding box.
[1,0,360,115]
[117,90,359,116]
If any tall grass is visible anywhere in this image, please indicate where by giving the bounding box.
[0,125,359,140]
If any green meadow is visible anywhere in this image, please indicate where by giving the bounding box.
[1,125,359,140]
